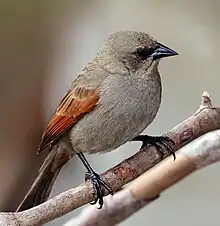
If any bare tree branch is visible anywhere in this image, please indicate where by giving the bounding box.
[64,127,220,226]
[0,92,220,226]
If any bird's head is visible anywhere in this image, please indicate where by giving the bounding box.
[100,30,178,72]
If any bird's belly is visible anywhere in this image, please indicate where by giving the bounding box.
[70,76,161,154]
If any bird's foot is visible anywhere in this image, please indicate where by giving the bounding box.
[133,135,175,160]
[85,171,114,209]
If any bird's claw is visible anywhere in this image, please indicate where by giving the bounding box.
[85,171,113,209]
[134,135,176,160]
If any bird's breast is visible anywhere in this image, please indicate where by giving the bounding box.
[70,72,161,153]
[100,73,161,129]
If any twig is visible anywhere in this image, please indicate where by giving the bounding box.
[64,128,220,226]
[0,92,220,226]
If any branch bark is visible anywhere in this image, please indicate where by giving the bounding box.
[1,92,220,226]
[65,128,220,226]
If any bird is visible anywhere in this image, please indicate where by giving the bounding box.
[16,30,178,211]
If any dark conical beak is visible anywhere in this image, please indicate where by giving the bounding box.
[151,42,178,60]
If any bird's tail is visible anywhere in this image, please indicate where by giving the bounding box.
[16,147,70,212]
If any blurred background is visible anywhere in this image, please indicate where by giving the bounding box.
[0,0,220,225]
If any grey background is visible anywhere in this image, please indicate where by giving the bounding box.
[0,1,220,226]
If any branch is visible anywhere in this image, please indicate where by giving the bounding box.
[1,92,220,226]
[64,128,220,226]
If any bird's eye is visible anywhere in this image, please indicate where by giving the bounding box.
[135,46,154,61]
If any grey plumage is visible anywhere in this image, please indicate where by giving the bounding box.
[17,30,177,211]
[70,62,161,154]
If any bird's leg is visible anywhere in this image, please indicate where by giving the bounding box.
[77,153,113,209]
[132,135,176,160]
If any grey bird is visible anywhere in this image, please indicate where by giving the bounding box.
[17,30,178,211]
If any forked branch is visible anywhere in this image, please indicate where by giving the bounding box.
[0,92,220,226]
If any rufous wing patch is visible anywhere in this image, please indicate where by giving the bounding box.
[37,88,99,153]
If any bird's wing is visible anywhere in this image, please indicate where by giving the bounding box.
[38,74,101,153]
